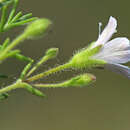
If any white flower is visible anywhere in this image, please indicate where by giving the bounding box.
[91,16,130,78]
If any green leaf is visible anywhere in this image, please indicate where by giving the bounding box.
[20,59,33,79]
[24,84,46,97]
[10,11,22,23]
[6,0,19,23]
[17,13,33,21]
[4,17,37,31]
[1,38,10,50]
[5,49,20,58]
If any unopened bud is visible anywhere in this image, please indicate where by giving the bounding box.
[24,18,52,39]
[45,48,59,59]
[65,73,96,87]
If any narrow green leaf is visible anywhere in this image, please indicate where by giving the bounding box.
[7,0,19,23]
[0,5,8,32]
[18,13,32,21]
[13,17,38,25]
[4,49,20,59]
[1,38,10,50]
[10,11,22,23]
[4,17,37,31]
[20,59,33,79]
[24,84,46,97]
[12,53,32,62]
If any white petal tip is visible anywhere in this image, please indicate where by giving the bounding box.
[109,16,117,26]
[108,16,117,33]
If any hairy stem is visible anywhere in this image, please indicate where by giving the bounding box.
[26,63,72,82]
[34,83,68,88]
[0,79,29,94]
[26,56,49,77]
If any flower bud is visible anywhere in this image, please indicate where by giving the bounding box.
[64,73,96,87]
[45,48,59,59]
[34,73,96,88]
[24,18,52,39]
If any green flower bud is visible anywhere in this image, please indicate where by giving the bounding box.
[64,73,96,87]
[45,48,59,59]
[24,18,52,39]
[34,73,96,88]
[69,44,106,69]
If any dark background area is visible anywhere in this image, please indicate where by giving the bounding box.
[0,0,130,130]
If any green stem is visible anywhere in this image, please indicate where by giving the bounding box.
[26,63,72,82]
[0,79,32,94]
[0,79,20,94]
[26,56,49,77]
[34,82,68,88]
[0,33,26,61]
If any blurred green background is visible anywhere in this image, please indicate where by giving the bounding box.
[0,0,130,130]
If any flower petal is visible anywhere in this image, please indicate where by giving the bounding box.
[105,63,130,79]
[103,37,130,52]
[93,50,130,64]
[92,16,117,49]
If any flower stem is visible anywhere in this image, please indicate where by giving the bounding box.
[34,83,66,88]
[26,56,49,77]
[26,63,72,82]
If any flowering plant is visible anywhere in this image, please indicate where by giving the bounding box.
[0,0,129,100]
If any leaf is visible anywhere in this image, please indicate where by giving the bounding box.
[24,84,46,97]
[5,49,20,58]
[1,38,10,50]
[4,17,37,31]
[17,13,33,21]
[10,11,22,23]
[12,53,32,62]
